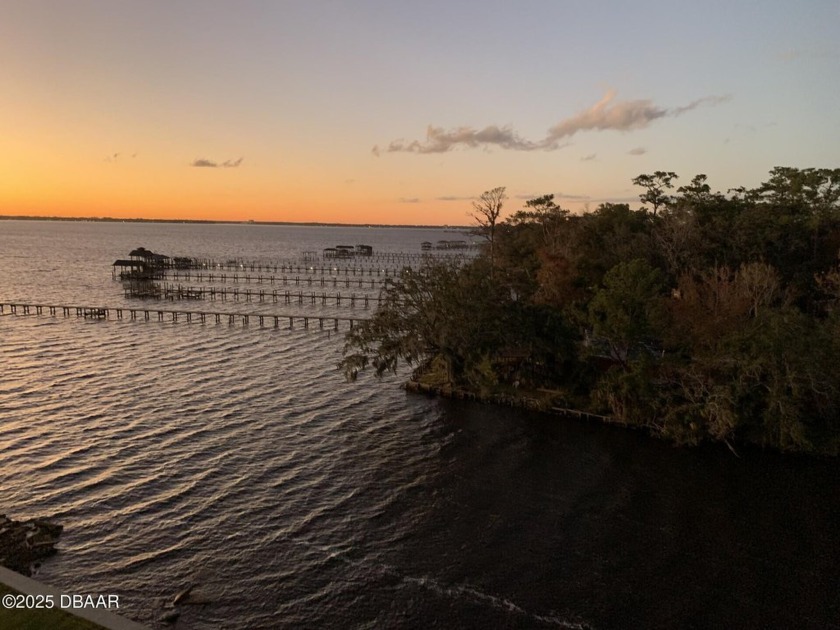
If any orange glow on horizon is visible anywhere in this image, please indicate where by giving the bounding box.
[0,147,485,225]
[0,187,480,225]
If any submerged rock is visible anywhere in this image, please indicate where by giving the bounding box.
[0,514,63,576]
[160,610,181,624]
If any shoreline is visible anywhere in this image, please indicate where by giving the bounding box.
[402,379,836,458]
[403,379,613,422]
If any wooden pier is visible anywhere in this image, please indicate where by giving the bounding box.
[0,302,367,331]
[175,252,470,271]
[148,285,384,307]
[159,272,389,288]
[166,261,410,274]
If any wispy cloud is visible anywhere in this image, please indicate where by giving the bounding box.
[668,95,731,116]
[437,195,477,202]
[581,153,597,161]
[542,90,666,145]
[373,90,730,155]
[104,152,137,163]
[375,125,542,155]
[515,191,591,201]
[627,147,647,156]
[398,197,421,203]
[557,191,591,200]
[191,157,244,168]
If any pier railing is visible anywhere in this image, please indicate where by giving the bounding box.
[156,272,390,288]
[178,253,470,271]
[143,285,384,307]
[0,302,368,331]
[192,264,407,276]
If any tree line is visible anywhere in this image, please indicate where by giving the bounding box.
[342,167,840,455]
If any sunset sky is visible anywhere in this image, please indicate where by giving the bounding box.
[2,1,838,225]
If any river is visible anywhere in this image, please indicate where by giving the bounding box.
[0,220,837,629]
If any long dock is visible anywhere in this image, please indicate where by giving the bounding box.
[185,264,405,277]
[149,286,384,307]
[0,302,368,331]
[159,272,390,288]
[177,253,470,271]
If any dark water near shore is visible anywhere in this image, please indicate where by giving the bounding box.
[1,220,838,629]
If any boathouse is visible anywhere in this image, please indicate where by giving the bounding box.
[112,259,145,280]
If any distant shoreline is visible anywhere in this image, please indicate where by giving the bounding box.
[0,215,468,230]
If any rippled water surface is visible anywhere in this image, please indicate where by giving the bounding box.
[1,220,838,629]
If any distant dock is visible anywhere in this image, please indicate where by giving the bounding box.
[155,273,390,288]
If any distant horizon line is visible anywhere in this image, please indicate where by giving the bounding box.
[0,214,471,230]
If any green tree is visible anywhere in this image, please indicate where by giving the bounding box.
[496,194,571,302]
[573,203,653,292]
[676,173,714,203]
[342,166,840,455]
[666,309,840,453]
[587,259,665,367]
[341,258,514,386]
[507,194,569,244]
[633,171,678,216]
[756,166,840,212]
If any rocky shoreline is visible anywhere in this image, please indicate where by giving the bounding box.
[0,514,63,576]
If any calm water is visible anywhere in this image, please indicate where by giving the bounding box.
[0,220,838,629]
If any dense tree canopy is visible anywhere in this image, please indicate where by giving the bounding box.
[343,167,840,455]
